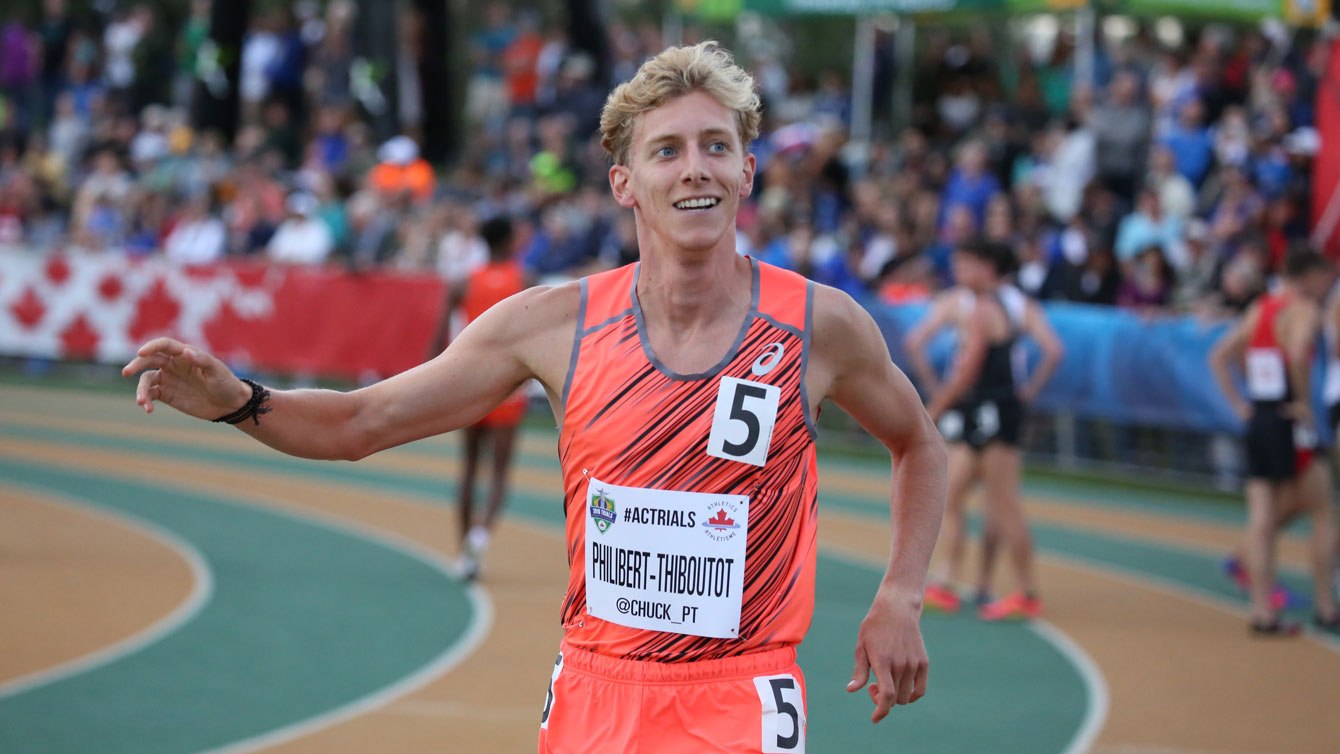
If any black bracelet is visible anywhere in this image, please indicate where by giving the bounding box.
[212,378,273,426]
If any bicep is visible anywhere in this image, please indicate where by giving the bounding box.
[353,293,547,452]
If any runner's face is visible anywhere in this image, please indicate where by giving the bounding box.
[609,91,755,255]
[952,252,989,290]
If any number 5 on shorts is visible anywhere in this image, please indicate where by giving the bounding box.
[754,674,805,753]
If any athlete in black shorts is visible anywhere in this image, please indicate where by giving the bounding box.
[907,240,1063,620]
[1210,248,1339,636]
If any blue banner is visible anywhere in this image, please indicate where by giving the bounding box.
[870,300,1330,439]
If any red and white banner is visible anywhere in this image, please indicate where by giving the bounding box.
[0,249,448,380]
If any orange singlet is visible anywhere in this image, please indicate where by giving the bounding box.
[539,258,818,754]
[463,259,528,427]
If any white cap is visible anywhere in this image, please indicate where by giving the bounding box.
[286,192,319,215]
[378,135,419,166]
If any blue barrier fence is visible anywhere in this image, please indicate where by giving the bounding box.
[870,300,1331,443]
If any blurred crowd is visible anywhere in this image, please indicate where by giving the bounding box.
[0,0,1332,318]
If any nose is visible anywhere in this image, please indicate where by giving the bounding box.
[681,145,710,184]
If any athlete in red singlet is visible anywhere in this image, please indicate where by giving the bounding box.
[454,216,528,580]
[1210,248,1339,636]
[123,43,948,753]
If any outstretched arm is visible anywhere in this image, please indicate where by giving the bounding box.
[1018,300,1065,403]
[812,286,947,724]
[123,284,576,461]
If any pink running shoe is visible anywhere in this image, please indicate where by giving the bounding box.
[924,584,961,614]
[978,592,1042,621]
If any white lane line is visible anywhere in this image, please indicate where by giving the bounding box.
[1029,620,1109,754]
[191,499,493,754]
[0,484,215,699]
[818,543,1109,754]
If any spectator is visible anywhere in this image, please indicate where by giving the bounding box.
[1117,245,1175,312]
[1146,143,1196,223]
[1090,70,1150,202]
[267,192,332,264]
[1115,188,1181,264]
[939,139,1000,231]
[1162,98,1215,187]
[163,191,226,265]
[369,135,435,204]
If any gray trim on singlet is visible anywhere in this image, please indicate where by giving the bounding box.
[800,280,818,440]
[560,278,589,410]
[754,311,803,340]
[631,258,760,382]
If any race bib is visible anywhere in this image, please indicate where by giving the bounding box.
[1246,348,1287,401]
[584,477,748,639]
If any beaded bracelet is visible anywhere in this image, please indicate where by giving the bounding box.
[211,378,273,426]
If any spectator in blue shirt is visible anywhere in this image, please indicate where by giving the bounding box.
[1162,98,1214,187]
[938,139,999,231]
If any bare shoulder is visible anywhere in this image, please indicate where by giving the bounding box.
[811,283,882,352]
[809,284,894,398]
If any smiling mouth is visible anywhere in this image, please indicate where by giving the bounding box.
[674,197,720,210]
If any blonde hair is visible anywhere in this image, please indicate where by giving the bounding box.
[599,42,762,166]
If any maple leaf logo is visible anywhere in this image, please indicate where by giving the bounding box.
[705,508,736,529]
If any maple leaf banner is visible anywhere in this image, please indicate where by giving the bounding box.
[0,250,448,380]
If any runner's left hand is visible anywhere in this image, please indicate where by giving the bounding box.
[846,592,929,723]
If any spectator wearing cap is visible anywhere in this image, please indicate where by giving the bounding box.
[267,192,332,264]
[369,135,435,203]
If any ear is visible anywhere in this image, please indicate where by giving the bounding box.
[740,153,757,199]
[609,164,636,209]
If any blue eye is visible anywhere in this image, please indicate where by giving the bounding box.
[656,145,676,158]
[708,142,728,154]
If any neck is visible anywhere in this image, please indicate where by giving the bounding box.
[637,249,751,332]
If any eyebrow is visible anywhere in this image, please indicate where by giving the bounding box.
[644,127,735,145]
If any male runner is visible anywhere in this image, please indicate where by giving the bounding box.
[453,215,528,580]
[1209,248,1339,635]
[123,43,947,752]
[905,240,1062,620]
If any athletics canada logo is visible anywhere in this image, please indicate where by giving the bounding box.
[702,501,741,542]
[589,489,617,534]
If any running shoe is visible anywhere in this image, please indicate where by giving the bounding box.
[1314,612,1340,636]
[456,552,481,582]
[924,584,961,614]
[1221,556,1304,610]
[978,592,1042,621]
[1249,617,1302,638]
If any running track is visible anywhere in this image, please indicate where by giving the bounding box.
[1,383,1337,753]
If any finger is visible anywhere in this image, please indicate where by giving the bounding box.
[122,353,172,377]
[870,661,897,723]
[137,337,187,358]
[136,370,159,413]
[910,659,929,704]
[847,647,870,693]
[895,659,916,706]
